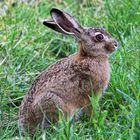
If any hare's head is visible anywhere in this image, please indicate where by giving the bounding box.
[43,8,118,57]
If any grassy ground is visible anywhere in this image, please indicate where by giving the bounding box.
[0,0,140,139]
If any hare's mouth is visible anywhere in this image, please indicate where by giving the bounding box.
[105,44,117,53]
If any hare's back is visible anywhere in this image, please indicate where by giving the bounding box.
[26,57,72,98]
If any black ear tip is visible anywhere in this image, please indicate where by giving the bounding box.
[42,20,47,25]
[42,20,51,26]
[42,20,54,26]
[42,20,55,28]
[50,8,63,15]
[50,8,58,12]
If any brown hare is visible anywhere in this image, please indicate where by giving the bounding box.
[19,8,118,135]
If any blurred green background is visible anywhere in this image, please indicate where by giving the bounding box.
[0,0,140,139]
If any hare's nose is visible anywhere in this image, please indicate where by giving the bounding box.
[113,41,118,48]
[114,42,117,47]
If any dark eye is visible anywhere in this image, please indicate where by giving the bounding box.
[95,34,104,41]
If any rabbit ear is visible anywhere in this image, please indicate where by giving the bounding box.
[43,19,68,34]
[50,8,83,36]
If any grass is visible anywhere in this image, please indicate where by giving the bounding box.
[0,0,140,139]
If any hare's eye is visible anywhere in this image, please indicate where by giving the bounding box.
[95,34,104,41]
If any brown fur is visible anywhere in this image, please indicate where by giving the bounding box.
[19,8,118,135]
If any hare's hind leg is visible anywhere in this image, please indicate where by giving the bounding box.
[32,91,67,128]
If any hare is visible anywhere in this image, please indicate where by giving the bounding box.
[19,8,118,135]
